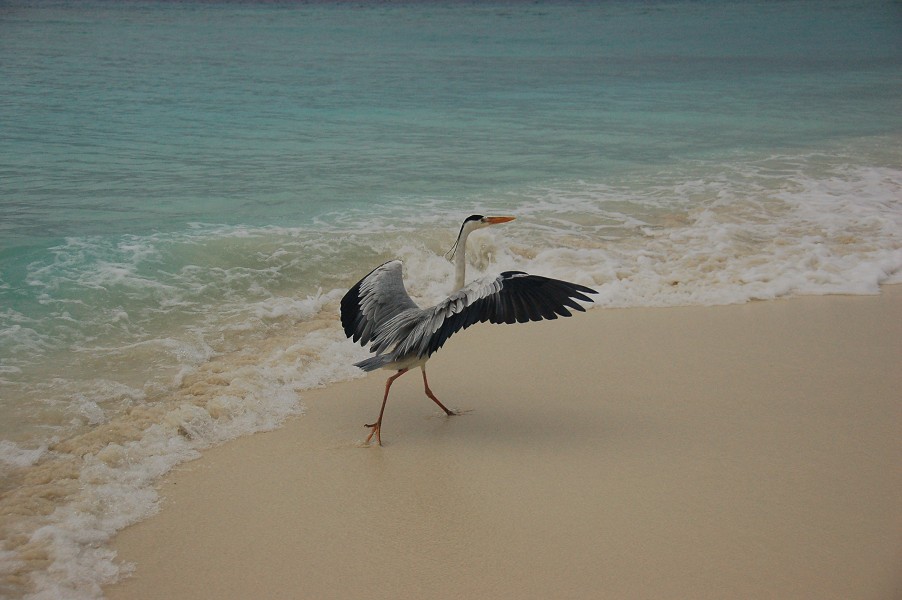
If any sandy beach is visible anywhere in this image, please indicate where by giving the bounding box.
[105,287,902,600]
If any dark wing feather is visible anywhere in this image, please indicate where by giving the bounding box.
[340,260,420,346]
[422,271,596,357]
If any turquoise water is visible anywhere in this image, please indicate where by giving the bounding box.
[1,1,901,597]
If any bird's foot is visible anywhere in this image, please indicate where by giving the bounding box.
[437,408,472,418]
[364,421,382,446]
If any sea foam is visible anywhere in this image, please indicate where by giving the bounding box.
[0,314,366,599]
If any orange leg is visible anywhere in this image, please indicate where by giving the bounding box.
[421,366,455,416]
[366,368,408,446]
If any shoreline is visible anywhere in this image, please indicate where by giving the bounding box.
[106,287,902,599]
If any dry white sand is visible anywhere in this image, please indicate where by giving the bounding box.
[106,287,902,600]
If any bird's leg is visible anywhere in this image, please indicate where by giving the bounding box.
[421,366,455,416]
[366,368,408,446]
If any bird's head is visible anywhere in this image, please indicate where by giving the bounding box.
[446,215,515,261]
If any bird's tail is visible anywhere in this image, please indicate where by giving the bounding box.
[353,355,393,372]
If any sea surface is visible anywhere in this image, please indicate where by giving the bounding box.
[1,1,901,597]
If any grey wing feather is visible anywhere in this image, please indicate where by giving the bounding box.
[366,271,596,362]
[340,260,420,347]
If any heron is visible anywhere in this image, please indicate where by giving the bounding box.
[340,215,597,445]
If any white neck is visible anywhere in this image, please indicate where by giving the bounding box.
[453,229,470,291]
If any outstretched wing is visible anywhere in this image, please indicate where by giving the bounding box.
[369,271,597,361]
[340,260,420,346]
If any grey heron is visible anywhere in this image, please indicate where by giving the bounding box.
[340,215,597,445]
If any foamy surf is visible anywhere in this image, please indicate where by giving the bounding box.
[2,150,902,598]
[0,303,367,600]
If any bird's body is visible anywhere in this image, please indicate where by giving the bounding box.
[340,215,596,445]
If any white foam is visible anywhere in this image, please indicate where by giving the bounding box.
[246,288,342,322]
[0,440,48,470]
[0,305,377,598]
[311,158,900,310]
[475,161,902,307]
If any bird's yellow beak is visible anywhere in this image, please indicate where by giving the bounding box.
[485,216,515,224]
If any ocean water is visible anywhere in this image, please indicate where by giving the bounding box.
[1,0,901,597]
